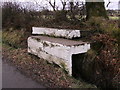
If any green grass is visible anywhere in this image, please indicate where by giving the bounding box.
[2,29,28,48]
[109,16,119,20]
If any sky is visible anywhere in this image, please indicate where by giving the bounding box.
[0,0,119,10]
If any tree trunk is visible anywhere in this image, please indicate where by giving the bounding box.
[86,0,108,20]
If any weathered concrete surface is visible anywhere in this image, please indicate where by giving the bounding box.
[28,36,90,75]
[32,27,81,39]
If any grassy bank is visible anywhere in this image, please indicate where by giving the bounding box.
[2,19,120,88]
[2,28,31,48]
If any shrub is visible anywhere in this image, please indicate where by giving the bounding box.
[2,2,37,31]
[86,17,120,53]
[81,34,120,89]
[85,17,119,34]
[2,2,22,29]
[53,10,68,22]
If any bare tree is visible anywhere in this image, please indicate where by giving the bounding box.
[60,0,67,10]
[46,0,56,11]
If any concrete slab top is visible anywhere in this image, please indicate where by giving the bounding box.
[31,36,89,46]
[32,27,81,39]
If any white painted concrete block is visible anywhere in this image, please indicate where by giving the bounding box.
[28,36,90,75]
[32,27,81,39]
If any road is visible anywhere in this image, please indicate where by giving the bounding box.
[2,60,45,88]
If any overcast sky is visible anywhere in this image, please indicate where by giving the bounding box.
[1,0,119,10]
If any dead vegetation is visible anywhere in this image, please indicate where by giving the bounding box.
[2,44,96,88]
[81,34,120,88]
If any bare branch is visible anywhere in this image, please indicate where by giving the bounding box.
[45,0,56,11]
[60,0,67,10]
[106,0,111,7]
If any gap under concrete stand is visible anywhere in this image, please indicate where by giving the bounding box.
[28,27,90,76]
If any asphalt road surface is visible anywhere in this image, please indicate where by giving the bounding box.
[2,61,45,88]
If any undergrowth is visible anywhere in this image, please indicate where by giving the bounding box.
[2,28,30,48]
[81,17,120,89]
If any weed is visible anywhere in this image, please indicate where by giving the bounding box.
[60,62,68,74]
